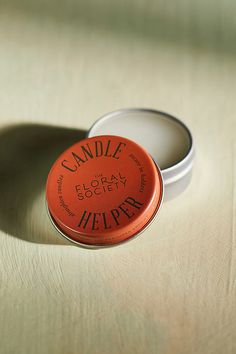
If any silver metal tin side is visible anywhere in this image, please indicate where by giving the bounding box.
[87,108,194,201]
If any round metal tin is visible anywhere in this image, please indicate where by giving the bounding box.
[88,108,194,200]
[46,135,163,248]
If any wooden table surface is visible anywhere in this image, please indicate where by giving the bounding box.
[0,2,235,353]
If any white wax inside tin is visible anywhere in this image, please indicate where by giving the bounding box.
[90,111,190,170]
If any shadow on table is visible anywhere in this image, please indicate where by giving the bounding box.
[0,123,86,244]
[3,0,236,56]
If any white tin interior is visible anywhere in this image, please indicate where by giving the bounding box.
[87,109,194,200]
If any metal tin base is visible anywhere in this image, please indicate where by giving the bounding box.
[87,108,194,201]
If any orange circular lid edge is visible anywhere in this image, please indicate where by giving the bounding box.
[46,135,163,246]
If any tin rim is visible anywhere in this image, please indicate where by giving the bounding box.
[87,108,194,185]
[45,157,164,249]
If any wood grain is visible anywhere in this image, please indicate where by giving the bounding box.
[0,2,235,353]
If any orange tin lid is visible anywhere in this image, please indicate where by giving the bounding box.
[46,135,163,247]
